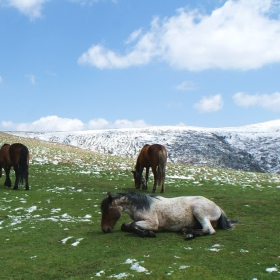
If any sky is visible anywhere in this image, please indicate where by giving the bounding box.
[0,0,280,132]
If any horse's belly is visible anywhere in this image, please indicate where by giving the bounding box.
[157,216,198,232]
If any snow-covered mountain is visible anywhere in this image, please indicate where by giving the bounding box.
[9,119,280,174]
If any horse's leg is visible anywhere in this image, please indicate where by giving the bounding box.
[183,214,216,240]
[25,166,29,190]
[151,166,157,193]
[143,167,149,190]
[161,181,165,193]
[4,166,12,187]
[121,222,133,232]
[130,222,156,238]
[13,166,20,190]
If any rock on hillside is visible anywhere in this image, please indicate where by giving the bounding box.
[8,119,280,174]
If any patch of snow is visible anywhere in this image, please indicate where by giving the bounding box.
[240,249,249,253]
[71,238,83,246]
[179,265,190,269]
[130,262,147,272]
[61,236,73,244]
[266,267,278,273]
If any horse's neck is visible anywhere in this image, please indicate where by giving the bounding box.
[135,160,141,171]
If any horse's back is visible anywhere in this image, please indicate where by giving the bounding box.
[152,196,221,231]
[0,144,11,165]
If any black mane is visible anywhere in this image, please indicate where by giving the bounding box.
[101,191,158,213]
[124,191,158,211]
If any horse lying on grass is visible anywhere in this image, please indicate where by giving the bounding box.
[101,191,236,240]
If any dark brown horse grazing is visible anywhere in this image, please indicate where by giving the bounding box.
[0,143,30,190]
[132,144,167,193]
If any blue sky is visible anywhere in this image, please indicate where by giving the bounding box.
[0,0,280,131]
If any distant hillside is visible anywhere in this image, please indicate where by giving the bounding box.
[7,119,280,174]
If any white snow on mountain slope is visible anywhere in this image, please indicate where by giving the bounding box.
[8,119,280,174]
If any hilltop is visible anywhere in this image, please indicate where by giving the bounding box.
[7,119,280,174]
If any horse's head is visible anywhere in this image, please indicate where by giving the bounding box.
[131,171,146,189]
[100,192,122,233]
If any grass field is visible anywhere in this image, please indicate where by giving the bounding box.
[0,132,279,279]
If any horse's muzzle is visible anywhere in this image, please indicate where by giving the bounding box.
[102,227,112,233]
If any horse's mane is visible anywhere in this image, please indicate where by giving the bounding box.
[124,191,159,210]
[1,143,10,148]
[102,191,158,212]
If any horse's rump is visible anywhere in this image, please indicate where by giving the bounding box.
[13,144,29,185]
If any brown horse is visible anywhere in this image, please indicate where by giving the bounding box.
[0,143,30,190]
[132,144,167,193]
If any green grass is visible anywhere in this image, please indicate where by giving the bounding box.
[0,132,280,279]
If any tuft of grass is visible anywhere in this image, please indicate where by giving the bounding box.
[0,132,280,279]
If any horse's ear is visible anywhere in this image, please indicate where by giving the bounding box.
[107,192,113,203]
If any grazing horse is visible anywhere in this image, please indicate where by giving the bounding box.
[132,144,167,193]
[101,191,235,240]
[0,143,30,190]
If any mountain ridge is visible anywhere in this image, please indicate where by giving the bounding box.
[7,119,280,174]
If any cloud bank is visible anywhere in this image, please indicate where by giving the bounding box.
[0,116,149,132]
[233,92,280,112]
[78,0,280,71]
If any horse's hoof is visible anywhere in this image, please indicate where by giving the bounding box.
[143,230,156,238]
[121,223,131,232]
[184,234,194,240]
[13,187,18,190]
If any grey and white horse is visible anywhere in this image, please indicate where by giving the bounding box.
[100,191,235,240]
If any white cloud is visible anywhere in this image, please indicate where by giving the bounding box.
[16,116,85,131]
[175,81,197,91]
[2,0,49,19]
[78,0,280,70]
[112,119,147,129]
[88,118,148,129]
[78,18,163,69]
[0,116,149,131]
[125,29,143,44]
[194,94,223,113]
[233,91,280,111]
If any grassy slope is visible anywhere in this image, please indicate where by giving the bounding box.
[0,132,279,279]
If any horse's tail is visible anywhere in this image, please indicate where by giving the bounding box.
[217,210,233,230]
[18,145,29,185]
[157,149,167,188]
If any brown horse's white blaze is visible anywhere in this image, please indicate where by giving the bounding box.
[100,191,235,239]
[0,143,30,190]
[132,144,167,193]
